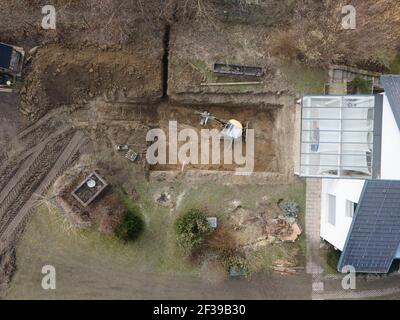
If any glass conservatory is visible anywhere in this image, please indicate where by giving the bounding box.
[300,95,380,179]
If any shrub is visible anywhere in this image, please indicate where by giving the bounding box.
[175,209,212,254]
[206,225,237,251]
[327,249,341,273]
[348,76,373,94]
[221,249,250,278]
[115,206,144,242]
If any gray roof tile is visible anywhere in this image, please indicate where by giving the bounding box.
[381,75,400,130]
[338,180,400,273]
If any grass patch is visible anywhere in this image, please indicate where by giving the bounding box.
[281,62,327,94]
[389,55,400,74]
[324,248,341,275]
[348,76,373,94]
[6,179,307,298]
[190,59,217,83]
[248,243,295,274]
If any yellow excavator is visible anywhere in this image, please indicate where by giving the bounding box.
[195,110,250,141]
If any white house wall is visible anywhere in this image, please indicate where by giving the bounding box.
[380,94,400,179]
[381,93,400,258]
[320,94,400,255]
[320,178,365,250]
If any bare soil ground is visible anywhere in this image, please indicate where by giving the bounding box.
[169,19,289,96]
[20,45,163,120]
[0,0,165,48]
[0,94,29,161]
[68,101,295,175]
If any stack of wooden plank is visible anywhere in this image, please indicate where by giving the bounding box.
[271,259,304,275]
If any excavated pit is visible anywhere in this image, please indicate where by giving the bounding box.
[73,100,295,176]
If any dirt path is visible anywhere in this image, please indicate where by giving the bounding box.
[4,247,312,300]
[316,273,400,300]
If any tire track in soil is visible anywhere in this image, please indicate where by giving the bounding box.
[0,126,71,195]
[0,127,71,204]
[0,130,85,253]
[0,131,73,233]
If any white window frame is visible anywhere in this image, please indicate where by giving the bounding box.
[327,194,336,226]
[345,200,356,218]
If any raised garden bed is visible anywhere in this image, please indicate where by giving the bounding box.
[71,171,108,207]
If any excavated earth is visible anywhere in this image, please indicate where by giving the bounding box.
[0,1,301,294]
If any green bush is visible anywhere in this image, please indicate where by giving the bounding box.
[175,209,212,253]
[349,76,373,94]
[115,207,144,242]
[327,249,341,273]
[221,249,250,278]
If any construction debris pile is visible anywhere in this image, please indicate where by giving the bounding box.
[269,200,302,243]
[228,198,302,250]
[271,259,304,275]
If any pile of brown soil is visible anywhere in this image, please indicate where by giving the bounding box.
[20,45,163,120]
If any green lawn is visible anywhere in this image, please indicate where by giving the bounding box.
[389,55,400,74]
[281,62,327,95]
[5,178,306,298]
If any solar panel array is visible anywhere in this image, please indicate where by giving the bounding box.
[338,180,400,273]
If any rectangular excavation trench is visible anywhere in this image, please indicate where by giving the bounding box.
[148,104,290,174]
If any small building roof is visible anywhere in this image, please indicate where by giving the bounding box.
[338,180,400,273]
[381,75,400,130]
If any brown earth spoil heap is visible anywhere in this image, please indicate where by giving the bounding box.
[20,45,163,120]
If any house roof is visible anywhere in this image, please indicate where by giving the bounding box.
[338,180,400,273]
[0,43,12,70]
[381,75,400,130]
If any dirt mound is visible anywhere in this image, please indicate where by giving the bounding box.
[20,45,163,120]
